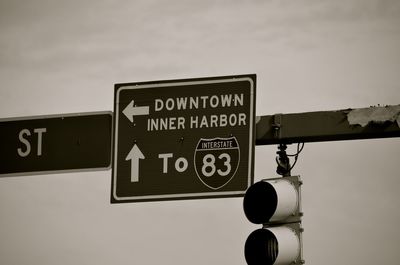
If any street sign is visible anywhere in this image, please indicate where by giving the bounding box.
[112,74,256,203]
[0,111,112,176]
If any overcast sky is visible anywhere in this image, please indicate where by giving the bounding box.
[1,1,400,265]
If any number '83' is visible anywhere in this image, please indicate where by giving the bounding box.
[201,153,232,177]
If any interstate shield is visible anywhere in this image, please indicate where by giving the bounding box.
[194,137,240,190]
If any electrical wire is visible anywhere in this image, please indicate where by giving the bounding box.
[287,142,304,157]
[288,143,304,171]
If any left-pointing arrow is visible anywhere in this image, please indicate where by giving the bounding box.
[125,144,145,182]
[123,100,150,123]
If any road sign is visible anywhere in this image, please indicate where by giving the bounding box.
[0,111,112,176]
[112,74,256,203]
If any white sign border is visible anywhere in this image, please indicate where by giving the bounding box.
[113,76,255,201]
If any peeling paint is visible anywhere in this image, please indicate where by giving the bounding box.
[347,105,400,127]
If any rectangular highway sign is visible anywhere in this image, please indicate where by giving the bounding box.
[0,111,112,176]
[112,74,256,203]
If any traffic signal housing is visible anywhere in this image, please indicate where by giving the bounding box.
[243,175,303,265]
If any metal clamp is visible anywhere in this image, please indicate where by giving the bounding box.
[272,113,283,139]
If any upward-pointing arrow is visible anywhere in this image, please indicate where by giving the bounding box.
[125,144,145,182]
[123,100,150,123]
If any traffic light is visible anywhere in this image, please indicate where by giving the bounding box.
[243,175,304,265]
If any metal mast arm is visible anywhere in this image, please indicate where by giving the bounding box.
[255,105,400,145]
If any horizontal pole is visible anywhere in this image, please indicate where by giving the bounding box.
[255,105,400,145]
